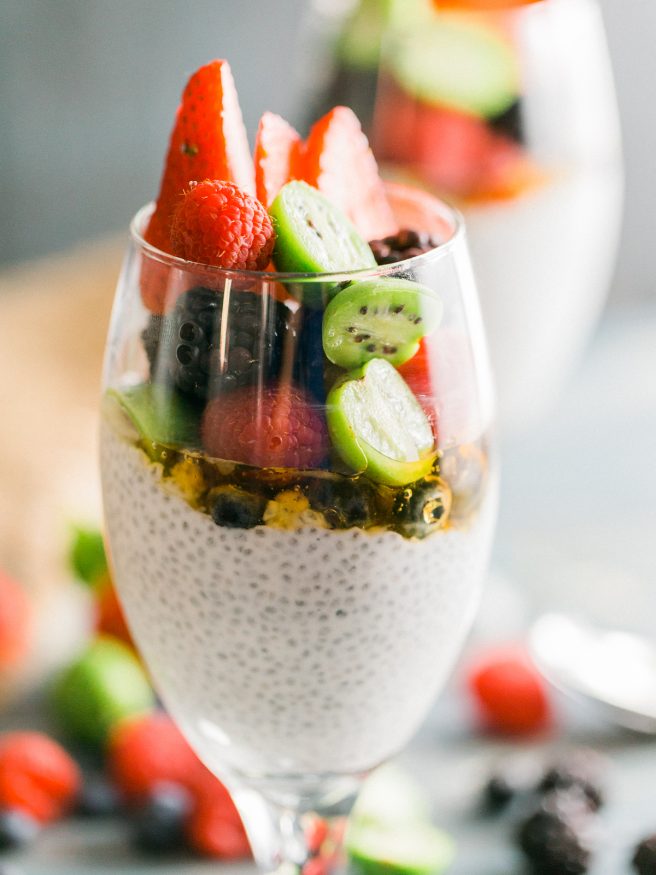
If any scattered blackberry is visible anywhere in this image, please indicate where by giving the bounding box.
[483,758,541,813]
[483,774,516,813]
[76,775,122,818]
[0,809,40,851]
[489,99,525,145]
[369,229,441,266]
[539,751,606,812]
[210,486,267,529]
[161,286,289,401]
[633,834,656,875]
[391,477,452,538]
[132,782,192,855]
[517,803,591,875]
[305,477,378,529]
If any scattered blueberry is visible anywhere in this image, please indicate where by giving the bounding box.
[633,834,656,875]
[76,775,122,818]
[210,486,267,529]
[132,782,192,855]
[0,809,40,851]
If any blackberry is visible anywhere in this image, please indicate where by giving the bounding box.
[517,806,591,875]
[539,751,606,812]
[391,477,452,538]
[369,228,441,266]
[162,286,289,401]
[633,834,656,875]
[210,486,267,529]
[132,782,192,855]
[0,809,40,851]
[305,477,378,529]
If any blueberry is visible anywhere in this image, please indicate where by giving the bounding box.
[0,809,40,851]
[305,477,377,529]
[391,477,452,538]
[210,486,267,529]
[633,834,656,874]
[132,782,192,855]
[76,775,122,818]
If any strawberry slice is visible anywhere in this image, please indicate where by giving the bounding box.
[254,112,303,207]
[142,60,255,313]
[302,106,397,241]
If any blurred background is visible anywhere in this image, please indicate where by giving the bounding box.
[0,0,655,306]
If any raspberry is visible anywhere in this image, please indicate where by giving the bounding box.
[0,570,31,667]
[467,645,551,735]
[170,180,275,271]
[201,385,329,469]
[108,713,198,802]
[0,733,80,824]
[254,111,303,207]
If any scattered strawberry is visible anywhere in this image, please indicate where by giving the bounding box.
[95,577,133,649]
[170,180,276,270]
[0,570,31,667]
[303,858,329,875]
[0,733,80,824]
[306,815,330,856]
[186,770,249,860]
[467,645,551,735]
[142,59,255,312]
[202,385,328,469]
[108,712,198,802]
[254,112,303,207]
[303,106,396,240]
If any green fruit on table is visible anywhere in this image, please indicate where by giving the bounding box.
[348,821,456,875]
[352,763,431,827]
[52,637,154,745]
[69,525,107,587]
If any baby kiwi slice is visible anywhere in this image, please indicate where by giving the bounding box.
[326,358,436,487]
[323,277,442,370]
[105,384,199,448]
[270,181,377,274]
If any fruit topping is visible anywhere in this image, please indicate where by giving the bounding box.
[303,106,396,240]
[489,99,525,145]
[202,384,329,469]
[132,782,193,855]
[270,181,377,275]
[0,733,80,825]
[144,60,254,257]
[209,486,267,529]
[305,476,379,529]
[0,571,31,668]
[0,808,40,851]
[254,112,303,207]
[170,180,276,271]
[467,645,551,735]
[105,384,201,448]
[53,637,155,745]
[322,278,443,370]
[390,15,519,119]
[263,489,328,530]
[634,835,656,875]
[161,286,288,401]
[369,229,442,266]
[326,358,436,486]
[391,476,452,539]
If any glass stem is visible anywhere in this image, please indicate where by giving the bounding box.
[230,775,363,874]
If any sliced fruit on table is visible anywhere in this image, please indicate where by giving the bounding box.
[391,14,519,119]
[254,111,303,207]
[104,383,200,448]
[68,525,107,587]
[303,106,397,240]
[326,358,436,486]
[348,821,455,875]
[352,763,431,828]
[434,0,541,9]
[322,277,443,370]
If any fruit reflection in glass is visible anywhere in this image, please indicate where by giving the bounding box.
[100,60,497,873]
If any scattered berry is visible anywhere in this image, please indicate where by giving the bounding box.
[303,859,329,875]
[132,782,193,855]
[306,815,330,856]
[210,486,267,529]
[391,476,452,539]
[482,757,540,814]
[170,180,276,271]
[0,733,80,824]
[163,286,288,401]
[254,112,303,207]
[0,571,31,667]
[303,106,396,240]
[186,771,249,860]
[467,645,551,735]
[538,751,606,813]
[633,834,656,875]
[517,801,591,875]
[108,713,198,802]
[0,808,40,851]
[305,477,378,529]
[53,637,154,745]
[95,578,133,649]
[76,775,122,818]
[369,229,441,266]
[202,385,328,469]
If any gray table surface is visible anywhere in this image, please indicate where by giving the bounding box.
[3,305,655,874]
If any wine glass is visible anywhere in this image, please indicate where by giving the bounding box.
[372,0,623,432]
[100,182,497,872]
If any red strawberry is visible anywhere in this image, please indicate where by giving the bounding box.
[187,797,251,859]
[467,645,551,735]
[142,60,255,313]
[202,385,328,469]
[303,106,397,240]
[254,112,303,207]
[95,577,133,649]
[108,712,199,802]
[170,180,276,270]
[0,733,80,823]
[0,570,31,667]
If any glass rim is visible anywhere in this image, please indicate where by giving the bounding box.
[129,181,465,285]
